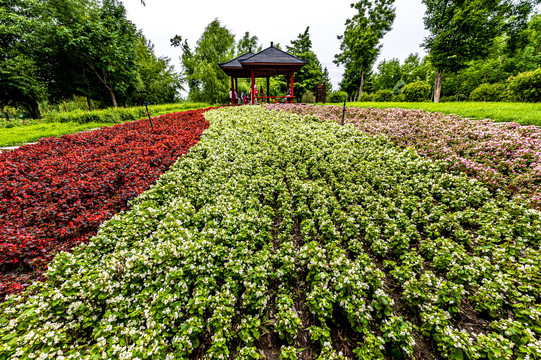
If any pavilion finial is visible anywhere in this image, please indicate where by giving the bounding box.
[271,42,274,47]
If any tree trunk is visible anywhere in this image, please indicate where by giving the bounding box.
[434,69,443,103]
[358,68,365,100]
[87,96,94,111]
[28,101,41,119]
[4,110,9,122]
[106,86,118,108]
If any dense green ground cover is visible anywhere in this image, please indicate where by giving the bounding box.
[0,122,105,147]
[1,106,540,359]
[325,101,541,126]
[0,103,210,147]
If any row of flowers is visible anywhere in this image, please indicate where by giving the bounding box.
[0,109,212,300]
[1,107,539,359]
[265,104,541,209]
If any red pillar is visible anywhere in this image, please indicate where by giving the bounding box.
[290,70,295,103]
[251,69,255,105]
[230,76,236,104]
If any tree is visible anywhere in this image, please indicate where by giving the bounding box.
[421,0,539,102]
[0,0,52,118]
[130,33,182,104]
[171,19,235,103]
[334,0,396,99]
[372,58,401,92]
[286,27,328,99]
[70,0,139,107]
[237,32,261,55]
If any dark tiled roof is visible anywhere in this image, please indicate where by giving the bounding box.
[219,51,256,68]
[240,46,307,65]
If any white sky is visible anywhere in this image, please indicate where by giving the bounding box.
[122,0,429,91]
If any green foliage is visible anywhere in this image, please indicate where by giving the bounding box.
[392,93,406,102]
[358,92,373,102]
[0,0,176,114]
[0,121,106,147]
[327,91,348,103]
[372,89,394,102]
[469,83,507,102]
[173,19,235,104]
[286,27,329,100]
[46,103,209,124]
[237,32,261,55]
[301,91,315,103]
[439,96,460,102]
[401,53,435,84]
[335,0,396,95]
[393,80,406,95]
[372,58,402,92]
[131,33,183,105]
[507,68,541,102]
[0,0,51,118]
[421,0,538,101]
[402,81,431,102]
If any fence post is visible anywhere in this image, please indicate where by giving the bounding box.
[341,95,346,126]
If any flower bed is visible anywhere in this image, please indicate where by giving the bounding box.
[1,107,539,359]
[265,103,541,208]
[0,109,211,300]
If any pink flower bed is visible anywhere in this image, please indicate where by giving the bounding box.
[266,103,541,207]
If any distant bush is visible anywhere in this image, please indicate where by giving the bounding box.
[507,68,541,102]
[301,91,316,103]
[373,89,394,102]
[392,93,406,102]
[439,96,457,102]
[393,80,406,95]
[470,83,506,102]
[358,92,372,102]
[328,91,348,103]
[402,81,431,102]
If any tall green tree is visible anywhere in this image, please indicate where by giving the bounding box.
[172,19,235,103]
[0,0,52,118]
[237,32,261,55]
[421,0,539,102]
[66,0,139,107]
[286,27,328,99]
[130,33,182,104]
[334,0,396,99]
[372,58,401,91]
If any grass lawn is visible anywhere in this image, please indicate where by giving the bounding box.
[328,101,541,126]
[0,122,106,147]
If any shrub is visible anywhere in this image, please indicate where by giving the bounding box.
[302,91,316,103]
[392,94,406,102]
[507,68,541,102]
[393,80,406,95]
[373,89,394,102]
[358,92,372,102]
[469,83,506,102]
[328,91,348,103]
[402,81,431,102]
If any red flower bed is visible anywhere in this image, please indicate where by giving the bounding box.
[0,108,212,300]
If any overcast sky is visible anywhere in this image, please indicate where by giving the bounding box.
[122,0,429,91]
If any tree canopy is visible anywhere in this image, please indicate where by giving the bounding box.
[286,27,331,99]
[1,0,182,118]
[334,0,396,100]
[422,0,540,102]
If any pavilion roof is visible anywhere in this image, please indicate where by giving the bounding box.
[218,51,256,69]
[219,45,307,78]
